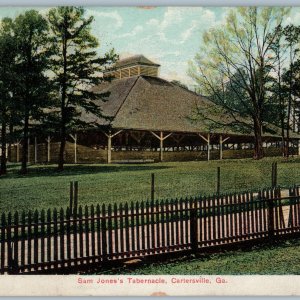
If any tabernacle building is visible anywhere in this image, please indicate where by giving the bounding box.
[10,55,300,164]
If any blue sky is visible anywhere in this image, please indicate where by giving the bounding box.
[1,7,300,86]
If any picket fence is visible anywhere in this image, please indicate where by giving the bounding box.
[0,185,299,274]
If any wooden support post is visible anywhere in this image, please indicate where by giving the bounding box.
[16,141,20,163]
[160,131,164,162]
[197,133,211,161]
[102,130,123,164]
[47,136,51,163]
[34,137,37,164]
[219,136,230,160]
[107,133,112,164]
[69,134,77,164]
[298,140,300,156]
[150,131,172,162]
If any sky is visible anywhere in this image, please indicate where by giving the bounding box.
[1,6,300,87]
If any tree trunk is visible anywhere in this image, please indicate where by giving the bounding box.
[0,119,7,175]
[253,117,264,159]
[57,25,68,172]
[7,120,13,162]
[20,111,29,174]
[58,121,66,171]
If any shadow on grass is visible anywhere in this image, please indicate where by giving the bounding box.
[4,163,172,179]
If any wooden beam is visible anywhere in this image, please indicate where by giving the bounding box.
[162,133,172,141]
[130,131,145,144]
[171,135,185,145]
[150,131,172,162]
[197,133,210,161]
[102,130,123,138]
[150,131,160,140]
[197,133,209,143]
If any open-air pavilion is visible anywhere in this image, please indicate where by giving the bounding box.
[9,55,300,164]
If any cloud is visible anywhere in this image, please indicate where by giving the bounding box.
[180,20,198,43]
[147,18,159,26]
[161,7,183,29]
[86,9,123,29]
[146,7,183,31]
[116,25,143,38]
[284,11,300,26]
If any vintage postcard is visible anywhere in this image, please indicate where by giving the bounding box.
[0,3,300,296]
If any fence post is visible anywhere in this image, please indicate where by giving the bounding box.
[151,173,155,201]
[74,181,78,218]
[267,195,274,240]
[271,162,277,188]
[101,204,107,264]
[216,167,220,196]
[190,199,198,252]
[69,181,74,215]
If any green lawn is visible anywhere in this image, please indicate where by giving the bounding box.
[105,238,300,275]
[0,156,299,213]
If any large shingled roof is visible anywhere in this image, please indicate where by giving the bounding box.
[80,75,300,139]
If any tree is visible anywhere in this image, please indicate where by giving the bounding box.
[13,10,52,174]
[47,6,117,171]
[189,7,290,159]
[0,18,16,175]
[268,24,287,156]
[282,25,300,157]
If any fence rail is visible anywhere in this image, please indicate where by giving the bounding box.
[0,186,299,274]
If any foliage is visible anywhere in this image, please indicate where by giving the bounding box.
[0,18,16,175]
[12,10,52,174]
[47,6,118,170]
[189,8,291,159]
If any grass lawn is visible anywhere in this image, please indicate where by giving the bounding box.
[105,238,300,275]
[0,156,299,213]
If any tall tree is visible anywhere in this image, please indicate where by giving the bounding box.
[268,24,287,156]
[13,10,52,174]
[0,18,16,175]
[189,7,290,159]
[47,7,117,171]
[282,25,300,157]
